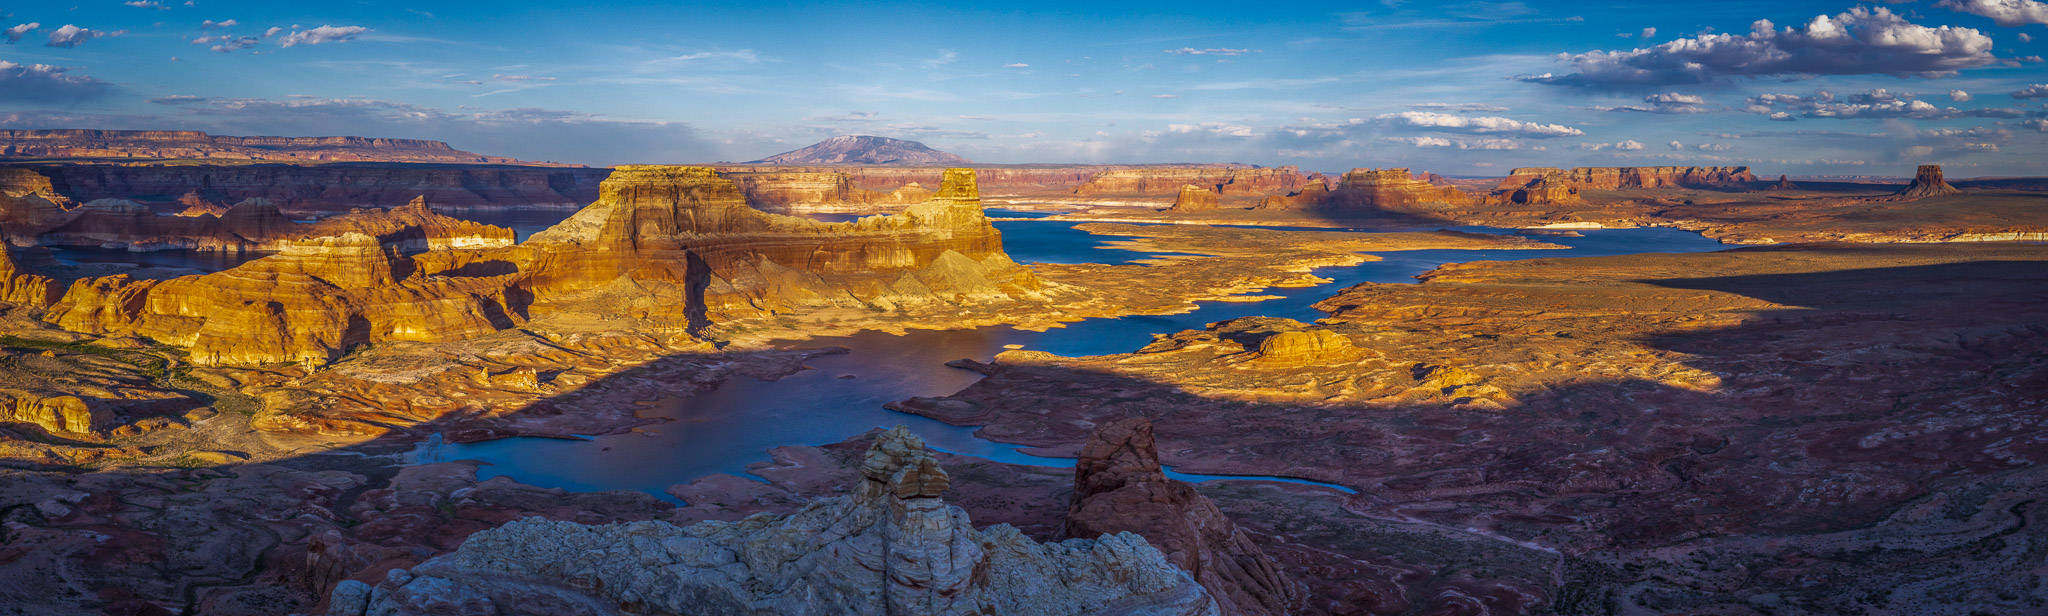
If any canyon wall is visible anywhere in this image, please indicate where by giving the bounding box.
[41,166,1044,366]
[1256,168,1473,210]
[0,129,552,165]
[2,162,609,214]
[1499,166,1758,190]
[713,164,1268,195]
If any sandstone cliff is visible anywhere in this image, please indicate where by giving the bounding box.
[1064,418,1304,616]
[0,167,75,239]
[1491,170,1584,206]
[1895,165,1961,199]
[0,129,554,165]
[333,427,1218,616]
[1169,184,1221,212]
[1074,167,1304,197]
[0,246,59,307]
[1498,166,1757,190]
[1256,168,1472,211]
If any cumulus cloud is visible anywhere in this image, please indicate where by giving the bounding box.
[1405,102,1511,112]
[3,23,37,44]
[1937,0,2048,26]
[194,34,259,53]
[277,25,367,48]
[1950,89,1973,102]
[200,19,238,29]
[1580,140,1646,151]
[1599,92,1713,113]
[1521,8,1999,88]
[1641,27,1657,39]
[2023,33,2036,42]
[2025,118,2048,131]
[2014,84,2048,98]
[1168,122,1259,137]
[1375,111,1583,137]
[123,0,168,9]
[1164,47,1257,56]
[0,60,114,103]
[1747,88,2029,119]
[46,25,108,48]
[1388,135,1521,149]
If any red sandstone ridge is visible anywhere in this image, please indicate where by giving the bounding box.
[2,162,608,214]
[1895,164,1961,199]
[1491,169,1585,206]
[1498,166,1757,190]
[1073,167,1304,197]
[0,129,568,165]
[1064,417,1304,616]
[748,135,971,165]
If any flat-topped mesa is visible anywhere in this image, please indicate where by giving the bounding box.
[1073,166,1304,197]
[0,129,552,165]
[1065,418,1305,616]
[1319,167,1477,210]
[1492,170,1584,206]
[1896,164,1962,199]
[337,426,1219,616]
[1168,184,1221,212]
[1501,166,1757,190]
[520,165,1037,326]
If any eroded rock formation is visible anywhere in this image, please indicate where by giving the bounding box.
[0,129,548,165]
[1500,166,1757,190]
[0,246,58,307]
[1169,184,1221,212]
[340,427,1218,616]
[1895,164,1961,198]
[1492,170,1584,206]
[1065,418,1304,616]
[1769,174,1798,191]
[6,162,607,214]
[1257,168,1474,211]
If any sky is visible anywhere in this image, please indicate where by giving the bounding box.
[2,0,2046,176]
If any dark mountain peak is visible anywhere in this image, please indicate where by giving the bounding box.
[749,135,970,165]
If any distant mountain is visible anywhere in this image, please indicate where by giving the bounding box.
[748,135,970,165]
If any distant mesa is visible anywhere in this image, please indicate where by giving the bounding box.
[1895,164,1961,199]
[0,129,563,166]
[748,135,972,165]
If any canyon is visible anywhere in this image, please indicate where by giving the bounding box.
[0,140,2043,616]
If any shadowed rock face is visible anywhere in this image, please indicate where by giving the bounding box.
[340,427,1219,616]
[0,246,58,307]
[1896,164,1961,198]
[1501,166,1757,190]
[1065,418,1305,616]
[1256,168,1471,211]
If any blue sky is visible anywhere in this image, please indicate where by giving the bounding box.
[3,0,2046,175]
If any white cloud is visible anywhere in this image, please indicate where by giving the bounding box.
[3,23,37,44]
[1152,94,1178,99]
[2022,33,2036,42]
[1164,47,1258,56]
[1580,139,1646,151]
[123,0,168,9]
[2023,118,2048,131]
[1936,0,2048,26]
[2014,84,2048,98]
[0,60,113,103]
[919,49,958,69]
[201,19,238,29]
[1522,8,1999,87]
[1641,27,1657,39]
[46,25,108,48]
[277,25,368,48]
[1950,89,1973,102]
[1004,63,1028,68]
[1406,102,1511,112]
[1168,122,1259,137]
[1668,140,1685,150]
[1375,111,1584,137]
[1748,88,2030,119]
[1600,92,1713,113]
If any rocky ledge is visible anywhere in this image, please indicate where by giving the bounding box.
[335,427,1219,616]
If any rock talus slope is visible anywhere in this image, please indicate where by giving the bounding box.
[339,427,1219,616]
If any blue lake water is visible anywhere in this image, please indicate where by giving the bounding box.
[414,213,1731,500]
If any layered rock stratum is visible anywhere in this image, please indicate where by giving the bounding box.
[0,129,552,165]
[0,162,609,214]
[1168,184,1221,212]
[336,427,1218,616]
[1895,164,1962,198]
[749,135,972,165]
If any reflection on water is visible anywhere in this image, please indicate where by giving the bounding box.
[419,222,1730,499]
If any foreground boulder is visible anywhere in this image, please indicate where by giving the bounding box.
[1064,418,1304,616]
[339,427,1218,616]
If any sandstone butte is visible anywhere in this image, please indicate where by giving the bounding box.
[1168,184,1221,212]
[0,129,561,165]
[1895,164,1962,198]
[333,427,1220,616]
[38,166,1043,367]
